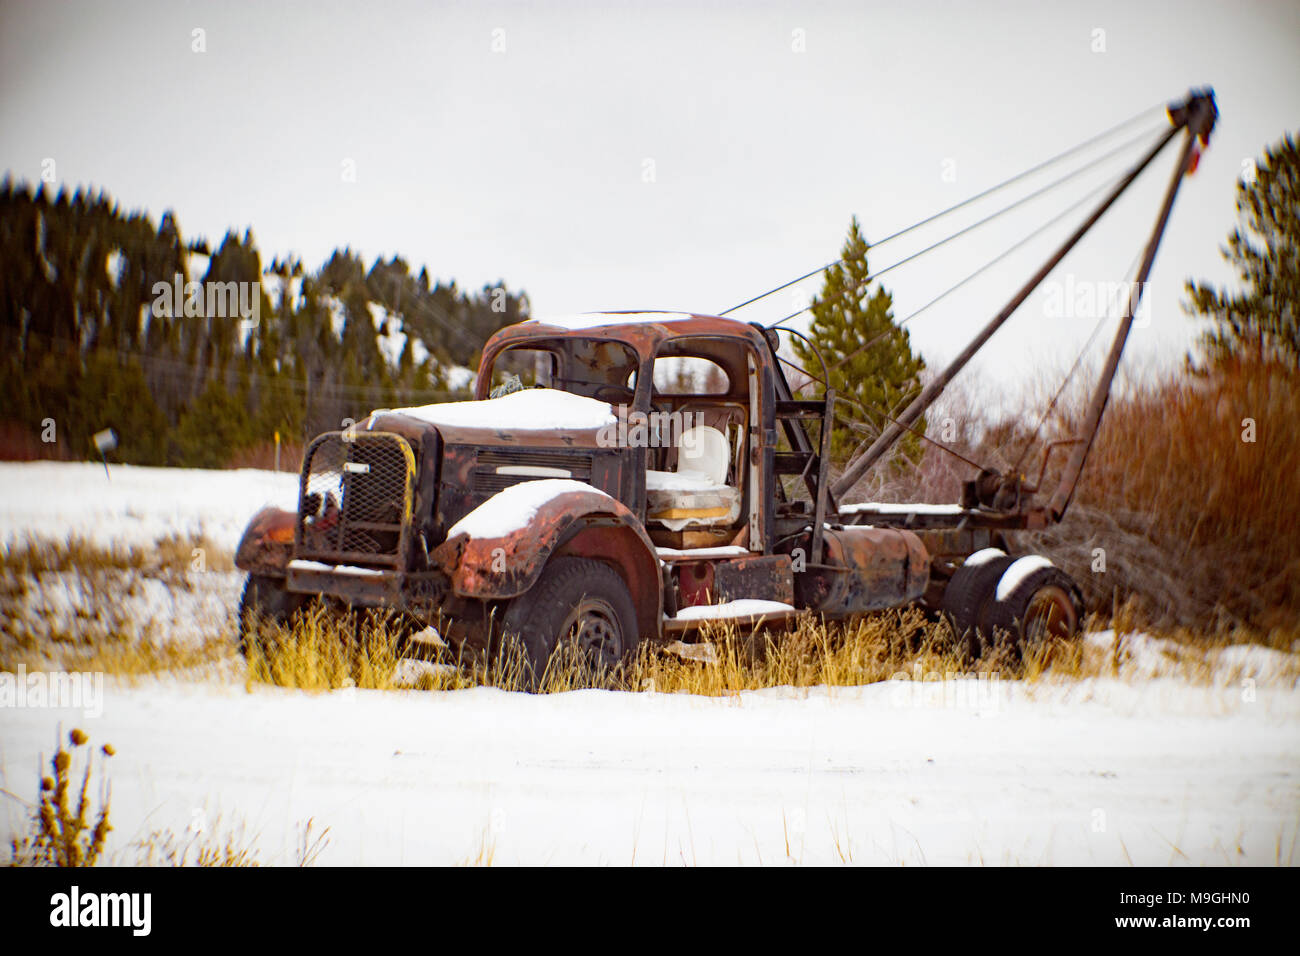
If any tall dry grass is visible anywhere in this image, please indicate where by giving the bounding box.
[0,534,238,676]
[246,604,1255,697]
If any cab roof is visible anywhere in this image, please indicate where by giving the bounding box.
[486,311,771,356]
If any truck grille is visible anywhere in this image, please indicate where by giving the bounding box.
[297,432,416,567]
[472,449,593,495]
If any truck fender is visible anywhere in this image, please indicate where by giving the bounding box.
[430,488,663,643]
[233,506,297,577]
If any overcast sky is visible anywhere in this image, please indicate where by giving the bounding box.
[3,0,1297,401]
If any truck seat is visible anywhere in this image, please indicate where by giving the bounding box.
[646,425,741,530]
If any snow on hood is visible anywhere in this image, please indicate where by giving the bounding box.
[448,478,612,539]
[380,388,616,432]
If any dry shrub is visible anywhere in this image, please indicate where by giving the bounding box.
[1029,358,1299,631]
[9,728,113,867]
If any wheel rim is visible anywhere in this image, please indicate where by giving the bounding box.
[1022,585,1078,642]
[559,597,623,670]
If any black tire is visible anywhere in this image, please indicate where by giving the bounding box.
[500,557,637,690]
[237,574,306,656]
[940,552,1015,658]
[987,563,1084,651]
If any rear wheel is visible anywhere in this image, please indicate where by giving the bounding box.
[987,564,1083,651]
[940,552,1014,658]
[237,574,306,656]
[500,557,637,690]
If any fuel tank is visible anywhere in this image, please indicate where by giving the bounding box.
[795,525,930,616]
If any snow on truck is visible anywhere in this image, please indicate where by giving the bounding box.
[233,90,1218,678]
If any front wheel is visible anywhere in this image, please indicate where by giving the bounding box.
[237,574,306,656]
[500,557,637,690]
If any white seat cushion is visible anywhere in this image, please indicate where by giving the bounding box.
[645,468,740,530]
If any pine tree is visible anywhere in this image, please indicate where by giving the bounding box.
[1185,132,1300,371]
[792,217,927,464]
[172,380,254,469]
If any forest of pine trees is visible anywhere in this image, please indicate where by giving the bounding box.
[0,179,529,467]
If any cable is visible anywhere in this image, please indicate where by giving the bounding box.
[790,162,1134,395]
[765,124,1167,331]
[718,99,1169,316]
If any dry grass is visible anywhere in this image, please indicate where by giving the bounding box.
[6,728,331,867]
[132,819,261,867]
[6,539,1295,698]
[130,815,330,866]
[238,602,1298,696]
[8,588,1290,700]
[0,532,234,578]
[0,533,240,677]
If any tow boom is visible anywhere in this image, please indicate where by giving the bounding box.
[831,88,1219,527]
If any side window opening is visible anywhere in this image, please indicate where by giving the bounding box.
[651,356,729,396]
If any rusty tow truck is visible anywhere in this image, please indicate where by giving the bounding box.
[233,90,1217,676]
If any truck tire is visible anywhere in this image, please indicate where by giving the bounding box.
[940,552,1015,658]
[987,563,1083,651]
[237,574,305,656]
[500,557,637,689]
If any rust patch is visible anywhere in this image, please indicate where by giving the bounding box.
[430,487,663,640]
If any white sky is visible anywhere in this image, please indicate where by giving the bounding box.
[2,0,1297,403]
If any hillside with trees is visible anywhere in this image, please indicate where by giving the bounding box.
[0,179,529,467]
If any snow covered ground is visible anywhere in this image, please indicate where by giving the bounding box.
[0,462,299,554]
[1,461,1298,866]
[2,676,1296,866]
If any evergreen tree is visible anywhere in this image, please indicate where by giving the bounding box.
[793,217,927,464]
[73,351,169,466]
[1185,132,1300,371]
[172,380,254,469]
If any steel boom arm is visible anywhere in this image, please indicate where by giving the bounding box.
[831,88,1218,503]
